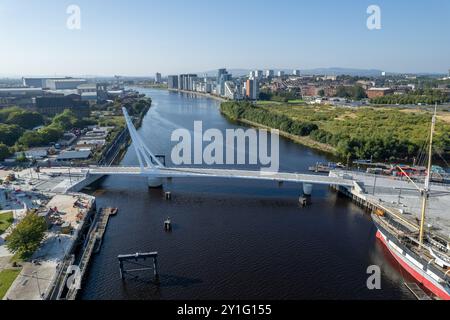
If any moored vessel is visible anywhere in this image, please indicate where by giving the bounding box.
[372,106,450,300]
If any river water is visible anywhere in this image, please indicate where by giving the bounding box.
[81,88,414,300]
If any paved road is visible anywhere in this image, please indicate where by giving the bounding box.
[88,166,355,187]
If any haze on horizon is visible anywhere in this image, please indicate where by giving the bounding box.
[0,0,449,77]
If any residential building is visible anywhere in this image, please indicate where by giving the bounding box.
[356,80,376,90]
[366,87,394,99]
[178,74,198,91]
[293,69,301,76]
[178,74,186,90]
[167,75,178,89]
[245,79,259,100]
[218,73,232,96]
[277,71,285,77]
[155,73,162,83]
[217,68,227,84]
[265,70,274,79]
[224,81,242,100]
[187,74,198,91]
[224,81,236,100]
[301,85,320,97]
[255,70,263,79]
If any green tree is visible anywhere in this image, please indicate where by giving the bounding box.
[0,107,22,122]
[18,131,44,148]
[353,86,367,100]
[336,86,351,98]
[6,111,44,130]
[0,144,11,161]
[6,213,47,258]
[52,109,78,130]
[0,124,24,146]
[16,152,28,163]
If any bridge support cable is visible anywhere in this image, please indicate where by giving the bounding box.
[122,107,165,171]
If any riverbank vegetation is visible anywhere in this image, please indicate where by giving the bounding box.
[220,101,450,161]
[370,89,449,105]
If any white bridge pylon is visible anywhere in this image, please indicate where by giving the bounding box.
[122,107,164,173]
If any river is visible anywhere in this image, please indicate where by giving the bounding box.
[80,88,414,300]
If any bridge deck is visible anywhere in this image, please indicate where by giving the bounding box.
[88,166,355,187]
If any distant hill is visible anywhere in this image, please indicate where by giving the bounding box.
[201,67,387,77]
[300,67,385,76]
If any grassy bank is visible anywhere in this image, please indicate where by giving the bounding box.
[220,101,450,162]
[0,212,14,235]
[0,268,21,299]
[235,118,337,155]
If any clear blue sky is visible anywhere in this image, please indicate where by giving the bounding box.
[0,0,449,76]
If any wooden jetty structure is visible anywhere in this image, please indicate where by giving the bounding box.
[94,207,118,253]
[118,252,159,282]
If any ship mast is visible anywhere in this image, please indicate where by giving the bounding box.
[419,104,437,246]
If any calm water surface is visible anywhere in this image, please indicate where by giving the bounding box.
[81,88,414,300]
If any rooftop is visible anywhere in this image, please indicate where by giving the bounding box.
[56,150,91,161]
[367,87,393,91]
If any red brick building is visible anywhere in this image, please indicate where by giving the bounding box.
[366,88,394,99]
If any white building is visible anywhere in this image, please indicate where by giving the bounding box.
[265,70,274,78]
[22,77,66,88]
[277,71,285,77]
[224,81,236,100]
[255,70,264,79]
[293,69,301,76]
[46,79,87,90]
[155,73,162,83]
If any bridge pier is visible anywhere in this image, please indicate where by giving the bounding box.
[303,183,313,196]
[147,177,163,188]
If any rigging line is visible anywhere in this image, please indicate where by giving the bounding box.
[433,146,450,169]
[417,127,431,165]
[416,130,431,168]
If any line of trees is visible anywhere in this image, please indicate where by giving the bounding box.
[221,102,317,137]
[335,85,367,100]
[0,107,44,130]
[258,89,301,103]
[371,89,449,105]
